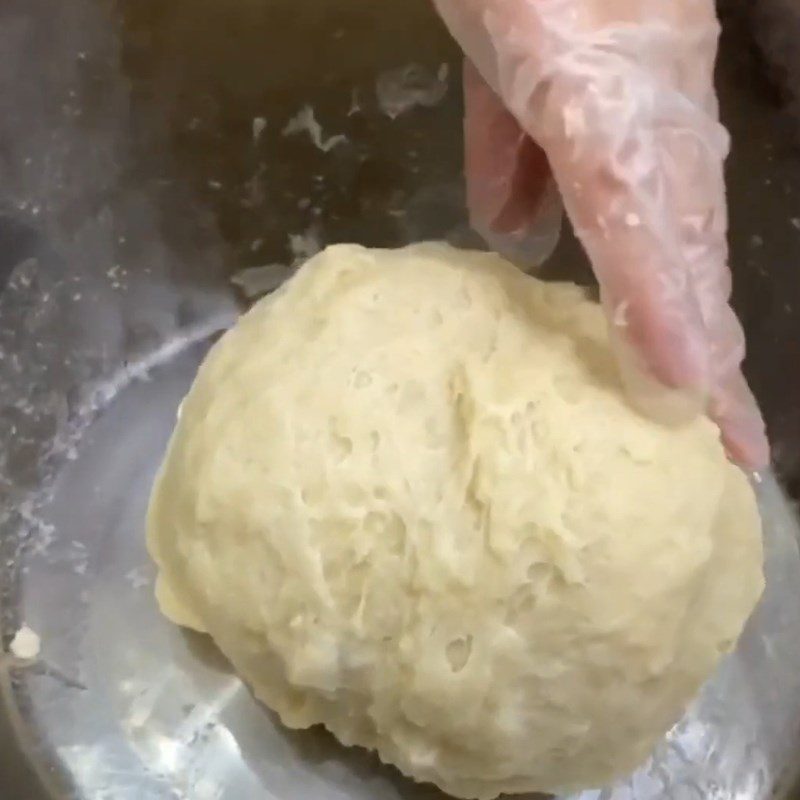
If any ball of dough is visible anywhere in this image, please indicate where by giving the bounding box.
[147,243,763,799]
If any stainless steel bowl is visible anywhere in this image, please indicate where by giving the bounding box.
[3,1,800,799]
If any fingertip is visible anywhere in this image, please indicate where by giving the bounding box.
[604,285,710,396]
[472,178,563,271]
[609,325,708,424]
[722,429,771,473]
[710,378,771,471]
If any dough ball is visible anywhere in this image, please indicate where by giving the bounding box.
[147,243,763,799]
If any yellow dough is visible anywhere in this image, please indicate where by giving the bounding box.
[147,243,764,799]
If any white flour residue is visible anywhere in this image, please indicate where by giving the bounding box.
[10,624,41,659]
[288,226,321,262]
[613,300,630,328]
[376,62,450,119]
[231,264,294,299]
[252,116,267,143]
[282,106,347,152]
[348,87,361,117]
[125,566,151,591]
[624,212,641,228]
[16,498,56,556]
[231,227,321,300]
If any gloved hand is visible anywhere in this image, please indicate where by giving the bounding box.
[434,0,769,469]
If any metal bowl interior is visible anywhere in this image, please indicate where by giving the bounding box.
[2,1,800,799]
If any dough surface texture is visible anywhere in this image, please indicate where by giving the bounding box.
[147,243,763,799]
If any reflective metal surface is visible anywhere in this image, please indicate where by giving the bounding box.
[2,1,800,799]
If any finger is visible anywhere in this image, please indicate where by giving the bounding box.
[439,0,718,399]
[464,58,551,237]
[522,17,768,465]
[436,0,769,465]
[710,367,770,471]
[463,58,562,268]
[554,129,713,396]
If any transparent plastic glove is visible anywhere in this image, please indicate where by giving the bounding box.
[434,0,769,469]
[463,58,564,267]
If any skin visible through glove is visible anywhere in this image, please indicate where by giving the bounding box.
[435,0,769,469]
